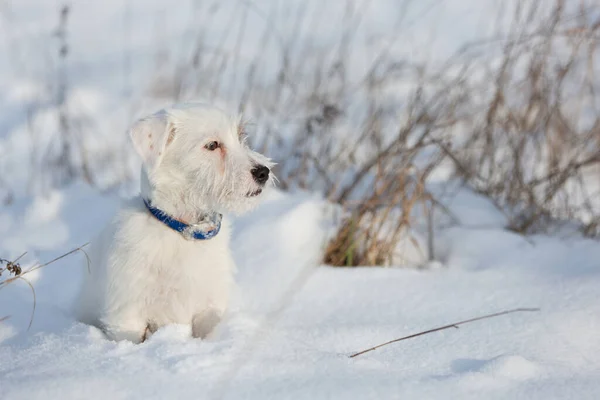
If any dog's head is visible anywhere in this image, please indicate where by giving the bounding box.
[130,103,273,219]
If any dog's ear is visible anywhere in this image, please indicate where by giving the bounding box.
[129,110,176,172]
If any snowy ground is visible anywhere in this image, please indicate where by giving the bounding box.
[1,185,600,399]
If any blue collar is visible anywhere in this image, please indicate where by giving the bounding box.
[143,199,222,240]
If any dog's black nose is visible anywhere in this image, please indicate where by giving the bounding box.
[251,165,270,185]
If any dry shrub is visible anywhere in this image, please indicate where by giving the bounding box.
[148,1,471,266]
[323,170,433,267]
[300,69,462,266]
[450,0,600,236]
[315,0,600,264]
[165,0,597,265]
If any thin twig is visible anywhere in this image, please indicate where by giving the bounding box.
[0,242,89,290]
[12,251,27,264]
[0,244,89,330]
[349,307,540,358]
[18,277,36,331]
[28,242,90,274]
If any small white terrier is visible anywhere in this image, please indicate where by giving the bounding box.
[76,103,272,343]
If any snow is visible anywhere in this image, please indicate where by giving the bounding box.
[1,0,600,398]
[1,184,600,399]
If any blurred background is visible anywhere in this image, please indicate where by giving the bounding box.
[1,0,599,268]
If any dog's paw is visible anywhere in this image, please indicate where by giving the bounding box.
[192,309,222,339]
[140,321,159,342]
[102,321,148,344]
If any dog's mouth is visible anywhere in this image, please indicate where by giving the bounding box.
[246,188,263,197]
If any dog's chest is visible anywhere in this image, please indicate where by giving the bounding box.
[124,219,232,321]
[90,206,234,325]
[142,233,226,286]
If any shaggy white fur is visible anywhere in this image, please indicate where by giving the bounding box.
[75,103,273,343]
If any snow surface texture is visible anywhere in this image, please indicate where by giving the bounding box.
[1,185,600,400]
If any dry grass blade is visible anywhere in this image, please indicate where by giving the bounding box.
[29,242,90,274]
[18,276,36,331]
[12,251,27,264]
[0,243,90,330]
[349,308,541,358]
[78,247,92,274]
[0,242,89,290]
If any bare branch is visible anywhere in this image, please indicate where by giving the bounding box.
[349,308,540,358]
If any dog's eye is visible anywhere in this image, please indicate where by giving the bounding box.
[205,141,220,151]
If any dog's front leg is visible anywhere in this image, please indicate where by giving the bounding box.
[192,309,222,339]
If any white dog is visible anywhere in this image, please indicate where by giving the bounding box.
[76,103,272,343]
